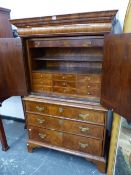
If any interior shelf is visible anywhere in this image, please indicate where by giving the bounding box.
[32,55,103,62]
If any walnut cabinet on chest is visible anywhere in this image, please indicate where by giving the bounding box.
[1,9,131,174]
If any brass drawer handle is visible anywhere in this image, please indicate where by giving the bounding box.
[79,114,89,120]
[58,107,64,113]
[36,106,45,112]
[38,133,46,139]
[79,126,89,132]
[37,118,45,124]
[79,143,88,149]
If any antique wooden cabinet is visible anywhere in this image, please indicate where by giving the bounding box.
[1,9,131,173]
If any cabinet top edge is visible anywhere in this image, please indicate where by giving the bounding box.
[10,10,118,28]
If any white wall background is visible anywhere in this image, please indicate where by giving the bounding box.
[0,0,129,118]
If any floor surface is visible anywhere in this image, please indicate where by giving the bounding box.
[0,119,105,175]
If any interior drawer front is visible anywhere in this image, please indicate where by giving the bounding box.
[26,113,104,139]
[63,133,102,156]
[28,38,103,48]
[32,79,52,86]
[53,80,76,88]
[52,73,76,81]
[32,85,52,93]
[77,74,101,83]
[25,102,48,114]
[28,126,63,146]
[32,72,52,79]
[53,86,76,94]
[77,87,101,97]
[47,104,105,125]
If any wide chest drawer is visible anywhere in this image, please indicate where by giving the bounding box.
[28,126,102,156]
[25,101,106,125]
[27,113,104,139]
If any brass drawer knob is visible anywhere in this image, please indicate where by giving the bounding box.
[36,106,45,112]
[62,82,66,86]
[79,126,89,132]
[58,107,64,113]
[62,76,65,79]
[78,114,89,120]
[37,118,45,124]
[87,92,91,95]
[79,143,88,149]
[38,133,46,139]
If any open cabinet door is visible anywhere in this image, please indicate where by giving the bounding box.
[101,33,131,121]
[0,38,27,99]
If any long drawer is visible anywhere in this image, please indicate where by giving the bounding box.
[25,101,106,125]
[28,126,102,156]
[26,113,105,139]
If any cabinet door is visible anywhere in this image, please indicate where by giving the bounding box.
[0,38,27,99]
[101,34,131,121]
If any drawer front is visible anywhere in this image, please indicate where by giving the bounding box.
[77,87,101,97]
[32,85,52,93]
[32,79,52,86]
[53,80,76,88]
[48,104,105,124]
[32,72,52,79]
[26,113,104,139]
[53,73,76,81]
[63,133,102,156]
[28,126,63,146]
[26,102,48,113]
[29,38,103,48]
[25,101,106,125]
[77,74,101,84]
[28,126,102,156]
[53,86,76,94]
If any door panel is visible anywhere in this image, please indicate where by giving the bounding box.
[0,38,27,99]
[101,34,131,121]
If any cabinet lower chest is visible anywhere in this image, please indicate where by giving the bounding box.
[23,97,107,159]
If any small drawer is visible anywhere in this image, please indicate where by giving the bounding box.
[53,73,76,81]
[77,74,101,84]
[28,126,63,147]
[25,101,48,114]
[77,86,101,97]
[53,80,76,88]
[32,79,52,86]
[32,85,52,93]
[53,86,76,94]
[63,133,102,156]
[32,72,52,79]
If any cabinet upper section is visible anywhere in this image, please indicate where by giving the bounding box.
[10,10,118,37]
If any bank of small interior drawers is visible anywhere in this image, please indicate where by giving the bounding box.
[31,72,101,100]
[24,98,107,157]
